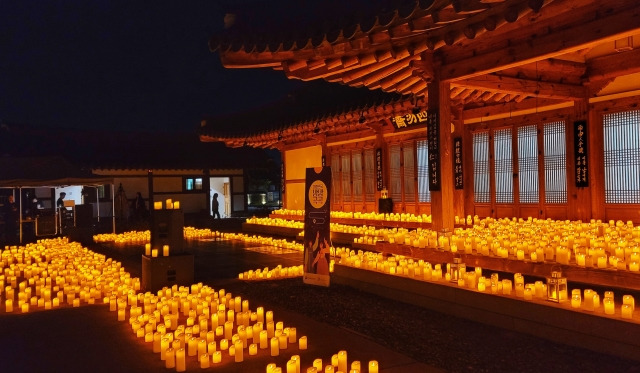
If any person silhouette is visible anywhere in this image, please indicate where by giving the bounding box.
[212,193,221,219]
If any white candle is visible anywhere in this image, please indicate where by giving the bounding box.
[234,340,244,362]
[200,353,210,368]
[165,347,175,369]
[173,201,180,209]
[163,245,169,257]
[368,360,379,373]
[145,243,151,256]
[621,304,633,319]
[338,350,348,373]
[260,330,268,349]
[299,336,307,350]
[270,337,279,356]
[176,348,186,372]
[151,249,158,258]
[212,351,222,364]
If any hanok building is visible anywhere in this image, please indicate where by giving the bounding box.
[199,0,640,229]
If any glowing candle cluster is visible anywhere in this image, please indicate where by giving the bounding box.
[1,238,139,314]
[245,217,304,229]
[93,230,151,244]
[265,349,380,373]
[238,265,305,280]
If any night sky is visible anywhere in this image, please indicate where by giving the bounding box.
[0,0,303,133]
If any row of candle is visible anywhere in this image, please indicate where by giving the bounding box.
[273,208,473,225]
[154,199,181,210]
[266,350,379,373]
[94,227,224,244]
[247,215,640,272]
[1,238,140,314]
[144,243,171,257]
[238,265,305,281]
[335,247,637,321]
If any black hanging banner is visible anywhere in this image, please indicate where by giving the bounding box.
[375,148,384,191]
[427,109,441,191]
[574,120,589,187]
[453,137,463,190]
[303,167,332,287]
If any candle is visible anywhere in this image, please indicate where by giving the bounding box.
[621,304,633,319]
[604,297,615,315]
[260,330,268,349]
[176,348,186,372]
[163,245,169,257]
[571,293,581,308]
[151,249,158,258]
[278,332,288,349]
[293,335,305,351]
[200,353,210,368]
[338,350,348,373]
[166,199,173,209]
[145,243,151,256]
[368,360,379,373]
[5,299,13,313]
[269,337,280,357]
[249,343,258,355]
[597,256,607,268]
[287,359,297,373]
[257,307,265,323]
[164,347,175,369]
[173,201,180,209]
[220,339,229,350]
[154,201,162,210]
[234,340,244,362]
[313,359,323,371]
[212,351,222,364]
[629,262,639,272]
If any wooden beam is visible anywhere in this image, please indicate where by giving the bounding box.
[588,47,640,81]
[441,4,640,81]
[455,74,586,100]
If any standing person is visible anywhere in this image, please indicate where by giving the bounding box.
[56,192,67,211]
[3,196,19,245]
[132,192,146,220]
[212,193,221,219]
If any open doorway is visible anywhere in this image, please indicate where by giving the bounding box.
[209,177,230,217]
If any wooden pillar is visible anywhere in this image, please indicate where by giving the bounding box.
[428,79,455,232]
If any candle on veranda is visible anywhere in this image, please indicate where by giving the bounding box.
[270,337,280,356]
[145,243,151,256]
[166,199,173,209]
[154,201,162,210]
[571,293,582,308]
[604,297,615,315]
[368,360,379,373]
[165,348,175,369]
[299,336,307,350]
[621,304,633,319]
[163,245,169,257]
[338,350,348,373]
[5,299,13,313]
[173,201,180,209]
[257,306,265,323]
[623,295,635,311]
[151,249,158,258]
[176,348,186,372]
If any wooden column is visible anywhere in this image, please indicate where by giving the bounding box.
[428,79,455,232]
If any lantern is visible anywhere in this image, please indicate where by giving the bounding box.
[449,257,465,283]
[381,188,388,199]
[546,267,568,302]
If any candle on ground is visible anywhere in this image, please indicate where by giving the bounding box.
[212,351,222,363]
[260,330,268,349]
[249,343,257,355]
[368,360,379,373]
[338,350,348,373]
[163,245,169,257]
[200,353,210,368]
[299,336,307,350]
[270,337,279,356]
[234,340,244,362]
[165,348,175,369]
[176,348,186,372]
